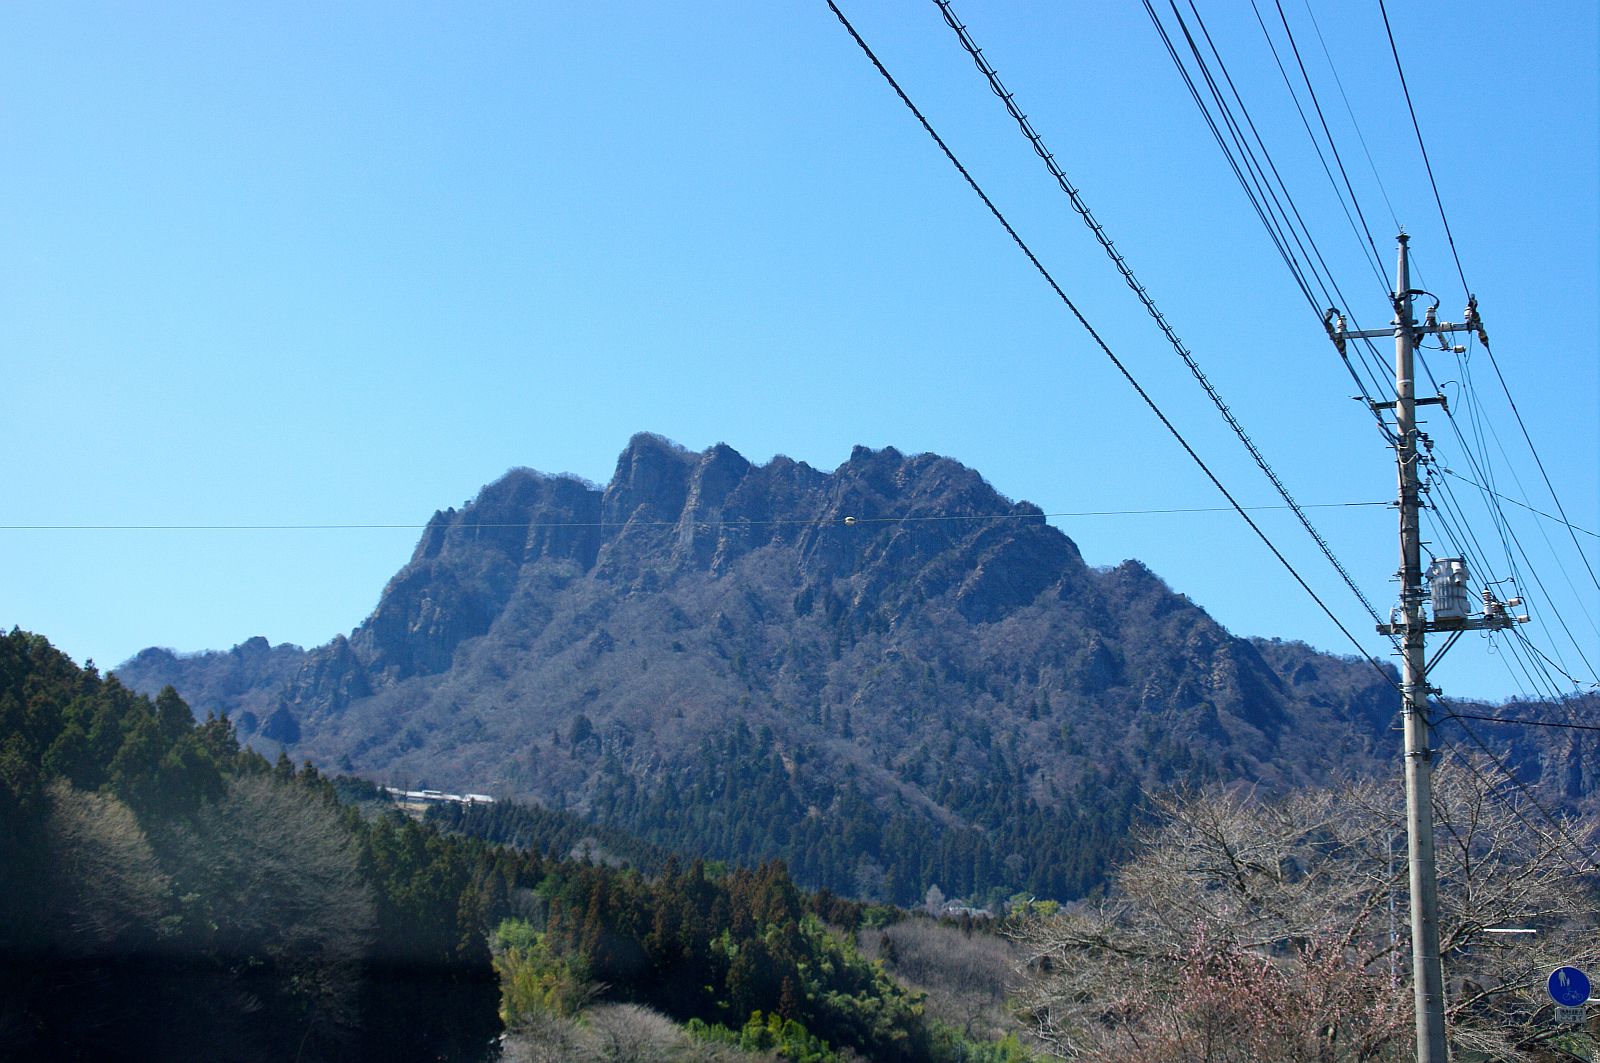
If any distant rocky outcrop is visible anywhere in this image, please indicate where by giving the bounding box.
[120,636,307,732]
[119,434,1587,903]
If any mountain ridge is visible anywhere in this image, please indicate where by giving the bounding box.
[117,433,1457,903]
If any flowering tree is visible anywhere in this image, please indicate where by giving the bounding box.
[1011,759,1599,1061]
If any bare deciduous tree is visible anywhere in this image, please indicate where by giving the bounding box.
[861,917,1019,1041]
[497,1009,592,1063]
[498,1002,782,1062]
[44,779,169,954]
[1012,758,1599,1061]
[586,1003,692,1062]
[166,774,376,1044]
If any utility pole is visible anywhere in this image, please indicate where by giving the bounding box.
[1391,232,1448,1063]
[1325,233,1526,1063]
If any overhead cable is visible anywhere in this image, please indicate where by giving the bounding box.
[1478,340,1600,597]
[1263,0,1389,291]
[1415,350,1599,684]
[1434,713,1600,874]
[1437,467,1598,539]
[1377,0,1598,604]
[1439,708,1600,735]
[932,0,1390,636]
[1243,0,1389,295]
[1375,0,1469,297]
[824,0,1397,690]
[1297,0,1399,232]
[1143,0,1395,421]
[0,500,1391,533]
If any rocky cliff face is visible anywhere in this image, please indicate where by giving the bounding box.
[119,434,1426,901]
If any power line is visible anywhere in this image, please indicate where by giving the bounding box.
[1443,457,1599,687]
[1478,337,1600,598]
[1185,0,1366,316]
[1438,708,1600,734]
[1241,0,1388,296]
[1413,348,1600,685]
[1264,0,1389,291]
[822,0,1395,688]
[1426,472,1594,697]
[1434,711,1600,874]
[1165,1,1329,309]
[1442,463,1598,539]
[1512,627,1595,693]
[933,0,1390,635]
[0,500,1391,533]
[1145,0,1318,313]
[1375,0,1469,298]
[1464,356,1600,642]
[1136,0,1590,700]
[1143,1,1398,424]
[1376,0,1598,609]
[1296,0,1399,232]
[1216,3,1409,404]
[1184,1,1406,422]
[1143,0,1323,313]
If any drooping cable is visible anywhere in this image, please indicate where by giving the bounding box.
[1479,341,1600,598]
[1376,0,1599,605]
[1267,0,1390,291]
[1426,476,1584,698]
[1466,354,1600,641]
[1141,0,1322,311]
[1437,692,1600,823]
[1168,2,1336,308]
[1182,2,1365,314]
[1416,351,1600,683]
[1178,1,1400,411]
[1439,707,1600,735]
[1397,341,1589,700]
[1242,0,1389,296]
[1439,468,1598,540]
[1415,337,1595,678]
[1182,1,1408,422]
[0,499,1392,533]
[1144,0,1594,699]
[1298,0,1400,232]
[1375,0,1468,297]
[1434,711,1600,874]
[1512,628,1595,693]
[932,0,1390,638]
[1143,0,1396,423]
[824,0,1398,691]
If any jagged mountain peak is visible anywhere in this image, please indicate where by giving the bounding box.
[114,435,1425,904]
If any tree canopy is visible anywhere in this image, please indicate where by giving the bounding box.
[1012,768,1600,1061]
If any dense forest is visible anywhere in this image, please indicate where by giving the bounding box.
[0,628,1039,1061]
[439,718,1144,908]
[0,629,500,1060]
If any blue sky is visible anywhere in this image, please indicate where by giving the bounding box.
[3,1,1595,705]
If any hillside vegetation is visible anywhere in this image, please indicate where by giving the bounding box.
[1,628,1040,1062]
[120,435,1428,907]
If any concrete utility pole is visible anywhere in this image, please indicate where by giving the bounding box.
[1391,233,1448,1063]
[1325,233,1525,1063]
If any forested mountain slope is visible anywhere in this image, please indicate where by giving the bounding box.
[0,628,1046,1062]
[123,434,1570,905]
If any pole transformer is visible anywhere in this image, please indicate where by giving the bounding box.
[1324,233,1525,1063]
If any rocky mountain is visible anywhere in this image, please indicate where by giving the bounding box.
[121,635,307,736]
[118,433,1465,903]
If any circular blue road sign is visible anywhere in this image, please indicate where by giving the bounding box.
[1548,967,1591,1007]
